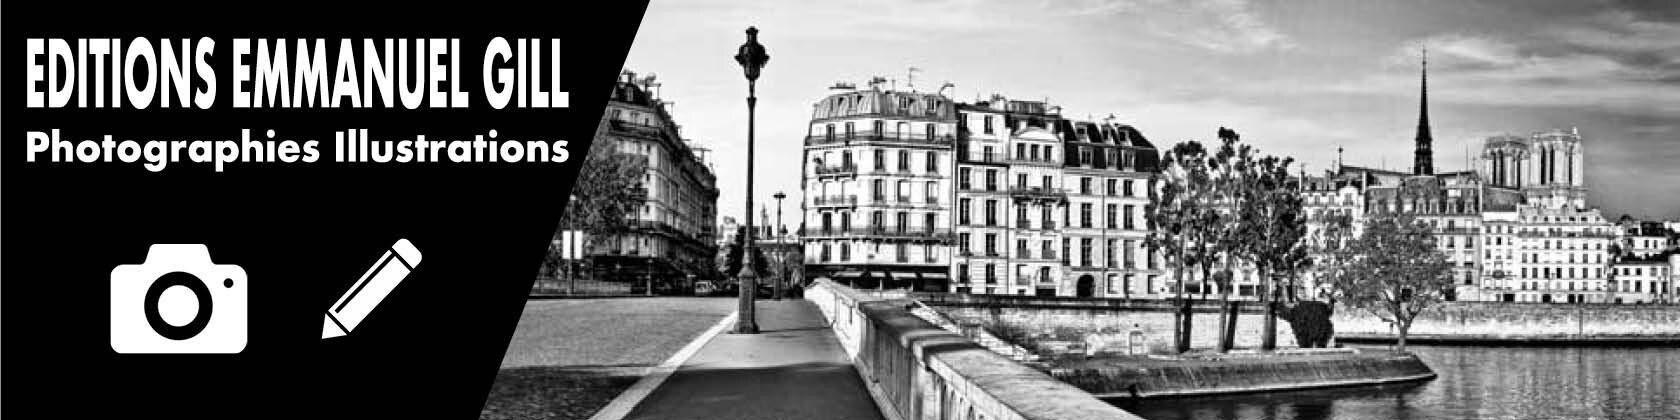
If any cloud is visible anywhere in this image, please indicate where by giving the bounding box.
[1060,0,1295,53]
[1334,16,1680,117]
[1551,9,1680,55]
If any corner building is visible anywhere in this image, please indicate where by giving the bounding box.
[800,87,957,291]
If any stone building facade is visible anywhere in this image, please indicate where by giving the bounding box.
[801,87,958,291]
[799,87,1163,297]
[588,72,720,284]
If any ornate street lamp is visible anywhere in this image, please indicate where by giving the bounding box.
[773,191,787,300]
[733,27,769,334]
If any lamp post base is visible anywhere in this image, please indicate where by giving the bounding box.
[735,268,760,334]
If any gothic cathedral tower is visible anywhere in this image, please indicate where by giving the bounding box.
[1413,47,1434,176]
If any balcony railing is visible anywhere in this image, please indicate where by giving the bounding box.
[1012,250,1058,261]
[1006,155,1058,165]
[1434,227,1481,235]
[806,132,956,146]
[607,119,666,138]
[804,227,955,241]
[812,195,859,207]
[1008,186,1067,199]
[814,164,858,176]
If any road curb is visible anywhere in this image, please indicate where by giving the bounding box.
[585,311,738,420]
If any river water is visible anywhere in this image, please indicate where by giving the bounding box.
[1116,345,1680,420]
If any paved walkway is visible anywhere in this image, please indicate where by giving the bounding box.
[622,299,885,420]
[481,298,737,420]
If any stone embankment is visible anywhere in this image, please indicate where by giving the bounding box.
[1048,349,1434,399]
[1335,302,1680,345]
[807,281,1144,420]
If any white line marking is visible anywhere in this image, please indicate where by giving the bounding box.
[586,311,738,420]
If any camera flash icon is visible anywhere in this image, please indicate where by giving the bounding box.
[323,239,421,339]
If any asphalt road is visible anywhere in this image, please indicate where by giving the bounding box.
[481,297,737,420]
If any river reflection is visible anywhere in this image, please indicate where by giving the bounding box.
[1115,345,1680,420]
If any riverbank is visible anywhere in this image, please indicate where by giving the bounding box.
[1336,332,1680,346]
[1119,344,1680,420]
[1046,348,1436,399]
[1334,302,1680,344]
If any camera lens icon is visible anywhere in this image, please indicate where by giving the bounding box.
[111,244,247,354]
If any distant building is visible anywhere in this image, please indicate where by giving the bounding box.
[1610,259,1671,304]
[1295,51,1641,304]
[1617,220,1673,258]
[718,216,740,246]
[588,71,720,283]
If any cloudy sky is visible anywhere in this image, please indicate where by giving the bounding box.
[622,0,1680,227]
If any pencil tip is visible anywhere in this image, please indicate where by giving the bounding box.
[322,315,347,339]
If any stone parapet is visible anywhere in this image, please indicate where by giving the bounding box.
[807,280,1142,420]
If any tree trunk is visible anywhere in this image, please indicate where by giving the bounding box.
[1178,298,1194,353]
[1217,258,1236,353]
[1174,244,1192,353]
[1396,321,1410,353]
[1261,267,1277,351]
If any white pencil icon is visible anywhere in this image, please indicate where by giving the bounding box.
[323,239,421,339]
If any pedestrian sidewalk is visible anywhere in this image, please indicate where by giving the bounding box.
[620,299,885,420]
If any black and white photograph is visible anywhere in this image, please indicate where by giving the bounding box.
[6,1,1678,420]
[485,1,1679,419]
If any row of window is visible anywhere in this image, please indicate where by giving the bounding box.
[817,120,944,141]
[816,211,939,233]
[1617,266,1673,277]
[1520,252,1606,264]
[955,199,1140,230]
[959,142,1139,170]
[1521,267,1605,280]
[814,242,939,263]
[956,113,1134,144]
[812,149,942,173]
[954,234,1158,269]
[956,168,1142,196]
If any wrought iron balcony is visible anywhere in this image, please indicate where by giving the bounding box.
[812,195,858,207]
[814,164,858,177]
[805,132,957,146]
[1007,186,1067,199]
[804,227,955,242]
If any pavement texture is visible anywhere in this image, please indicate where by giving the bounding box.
[623,299,885,420]
[481,297,737,420]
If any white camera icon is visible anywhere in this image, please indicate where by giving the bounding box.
[111,244,247,354]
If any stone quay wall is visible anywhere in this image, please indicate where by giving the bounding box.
[1334,301,1680,340]
[915,293,1298,352]
[806,281,1142,420]
[1051,352,1435,399]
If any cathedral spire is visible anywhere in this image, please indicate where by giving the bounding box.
[1413,46,1434,176]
